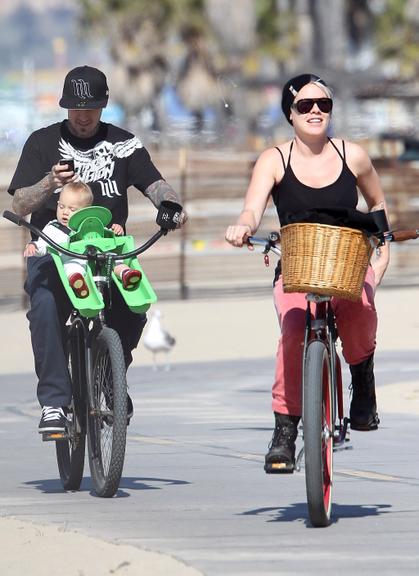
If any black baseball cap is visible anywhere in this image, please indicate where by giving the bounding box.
[59,65,109,109]
[281,73,329,124]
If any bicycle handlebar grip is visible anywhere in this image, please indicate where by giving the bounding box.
[391,229,419,242]
[156,201,183,230]
[2,210,24,226]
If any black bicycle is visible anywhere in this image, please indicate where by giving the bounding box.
[3,200,182,497]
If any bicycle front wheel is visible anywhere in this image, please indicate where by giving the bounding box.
[56,322,86,491]
[303,340,334,527]
[87,327,127,497]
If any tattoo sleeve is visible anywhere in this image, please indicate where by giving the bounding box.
[143,179,181,208]
[369,201,385,212]
[12,174,54,216]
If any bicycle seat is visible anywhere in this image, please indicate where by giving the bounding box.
[68,206,113,241]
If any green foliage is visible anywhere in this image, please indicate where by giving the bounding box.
[254,0,298,61]
[79,0,205,31]
[373,0,419,76]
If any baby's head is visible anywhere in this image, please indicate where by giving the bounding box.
[57,181,93,226]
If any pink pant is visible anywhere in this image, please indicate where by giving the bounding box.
[272,267,377,416]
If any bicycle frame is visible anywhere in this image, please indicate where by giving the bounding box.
[3,203,180,420]
[3,202,182,497]
[296,294,349,471]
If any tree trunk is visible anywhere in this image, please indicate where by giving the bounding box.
[312,0,347,70]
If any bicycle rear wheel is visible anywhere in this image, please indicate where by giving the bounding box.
[303,340,334,527]
[56,321,86,491]
[87,327,127,497]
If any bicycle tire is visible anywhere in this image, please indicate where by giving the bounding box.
[87,327,127,497]
[303,340,334,527]
[56,322,86,491]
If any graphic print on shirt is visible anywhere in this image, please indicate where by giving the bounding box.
[58,136,143,197]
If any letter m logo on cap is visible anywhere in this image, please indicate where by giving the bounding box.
[71,79,94,99]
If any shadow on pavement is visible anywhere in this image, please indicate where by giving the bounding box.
[24,475,191,498]
[239,502,392,526]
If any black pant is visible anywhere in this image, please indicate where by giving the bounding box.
[25,255,147,407]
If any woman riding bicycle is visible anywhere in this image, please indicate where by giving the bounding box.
[225,73,390,473]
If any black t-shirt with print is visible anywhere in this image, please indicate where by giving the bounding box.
[8,120,163,234]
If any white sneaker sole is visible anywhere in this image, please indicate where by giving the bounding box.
[38,425,67,433]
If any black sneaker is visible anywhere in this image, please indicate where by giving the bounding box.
[38,406,68,433]
[104,392,133,425]
[264,413,300,474]
[349,354,380,431]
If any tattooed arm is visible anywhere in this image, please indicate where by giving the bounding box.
[369,200,390,288]
[144,179,187,226]
[12,174,55,216]
[144,179,181,207]
[12,163,76,217]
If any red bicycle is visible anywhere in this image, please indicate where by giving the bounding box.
[248,225,418,526]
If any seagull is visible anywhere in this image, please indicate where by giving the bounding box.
[142,309,176,370]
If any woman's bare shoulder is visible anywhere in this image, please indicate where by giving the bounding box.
[341,140,372,174]
[257,141,292,163]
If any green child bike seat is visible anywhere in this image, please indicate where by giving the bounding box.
[48,206,157,318]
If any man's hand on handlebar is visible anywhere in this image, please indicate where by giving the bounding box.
[176,210,188,228]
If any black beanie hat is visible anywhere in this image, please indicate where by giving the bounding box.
[281,73,328,125]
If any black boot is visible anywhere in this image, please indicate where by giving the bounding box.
[349,354,380,431]
[264,412,300,474]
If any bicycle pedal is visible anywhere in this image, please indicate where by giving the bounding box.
[42,431,67,442]
[264,462,294,474]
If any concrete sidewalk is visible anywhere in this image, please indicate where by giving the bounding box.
[1,286,418,576]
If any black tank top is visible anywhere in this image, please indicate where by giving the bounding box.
[271,139,358,223]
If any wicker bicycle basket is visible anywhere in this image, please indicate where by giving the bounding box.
[280,222,375,301]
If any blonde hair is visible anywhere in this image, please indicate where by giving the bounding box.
[312,80,333,99]
[61,181,93,207]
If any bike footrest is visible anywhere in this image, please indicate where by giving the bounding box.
[264,462,295,474]
[42,431,67,442]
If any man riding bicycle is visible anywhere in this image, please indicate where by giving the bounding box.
[8,65,185,433]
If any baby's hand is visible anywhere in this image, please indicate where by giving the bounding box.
[24,243,37,257]
[111,223,124,235]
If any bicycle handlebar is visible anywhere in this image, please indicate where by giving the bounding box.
[2,209,170,261]
[3,210,24,227]
[247,226,419,257]
[247,233,281,256]
[385,229,419,242]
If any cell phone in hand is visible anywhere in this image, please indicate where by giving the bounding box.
[59,158,75,172]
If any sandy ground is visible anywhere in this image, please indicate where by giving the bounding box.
[0,286,418,574]
[0,517,202,576]
[2,286,419,371]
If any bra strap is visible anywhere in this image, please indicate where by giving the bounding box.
[275,147,286,171]
[328,137,345,161]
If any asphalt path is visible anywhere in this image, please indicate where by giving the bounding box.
[1,353,419,575]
